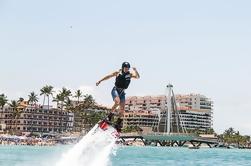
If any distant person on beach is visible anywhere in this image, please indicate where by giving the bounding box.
[96,62,140,132]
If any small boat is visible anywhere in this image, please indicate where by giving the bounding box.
[189,146,200,149]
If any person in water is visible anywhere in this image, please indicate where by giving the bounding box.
[96,62,140,132]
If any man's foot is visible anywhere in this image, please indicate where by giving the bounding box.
[99,112,113,130]
[99,120,109,130]
[114,118,123,133]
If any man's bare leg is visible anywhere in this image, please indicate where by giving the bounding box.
[118,101,125,117]
[107,96,120,121]
[114,101,125,132]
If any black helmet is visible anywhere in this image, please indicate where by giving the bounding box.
[122,62,130,69]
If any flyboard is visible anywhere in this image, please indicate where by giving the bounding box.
[92,119,120,139]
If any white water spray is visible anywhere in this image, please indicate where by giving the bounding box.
[56,124,118,166]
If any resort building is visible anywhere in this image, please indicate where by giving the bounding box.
[123,94,213,132]
[125,95,167,112]
[176,94,213,132]
[123,110,159,129]
[0,104,74,133]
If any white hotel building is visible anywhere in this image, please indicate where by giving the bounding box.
[124,94,213,132]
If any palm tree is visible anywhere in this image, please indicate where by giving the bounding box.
[40,85,54,132]
[83,94,95,108]
[18,97,24,104]
[65,98,73,111]
[53,94,62,109]
[0,94,8,109]
[72,90,83,131]
[64,98,73,131]
[40,87,47,106]
[40,85,54,108]
[59,87,71,132]
[9,100,22,134]
[0,94,8,125]
[224,127,235,136]
[205,128,215,134]
[53,93,64,133]
[74,90,83,104]
[28,92,39,106]
[28,92,39,133]
[60,87,72,100]
[75,94,111,131]
[53,88,71,133]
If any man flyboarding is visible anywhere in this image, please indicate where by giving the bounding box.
[96,62,140,132]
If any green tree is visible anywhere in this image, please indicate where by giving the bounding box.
[28,92,39,133]
[53,93,64,132]
[40,85,54,132]
[0,94,8,126]
[221,127,250,147]
[18,97,24,104]
[122,125,143,133]
[65,98,73,111]
[74,90,83,104]
[205,128,215,134]
[224,127,235,136]
[70,93,110,132]
[64,98,74,131]
[54,87,71,133]
[72,90,83,131]
[0,94,8,109]
[83,111,106,130]
[9,100,23,134]
[84,94,95,107]
[28,92,39,106]
[40,85,54,108]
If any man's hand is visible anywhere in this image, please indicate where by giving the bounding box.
[96,71,118,86]
[96,81,101,86]
[131,67,140,79]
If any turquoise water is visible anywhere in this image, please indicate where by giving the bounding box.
[0,146,251,166]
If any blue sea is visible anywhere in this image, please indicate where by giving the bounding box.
[0,146,250,166]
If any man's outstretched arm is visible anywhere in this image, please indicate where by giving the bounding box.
[96,71,119,86]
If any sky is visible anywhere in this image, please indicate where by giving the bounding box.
[0,0,251,135]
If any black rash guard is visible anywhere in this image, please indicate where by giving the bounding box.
[115,71,131,89]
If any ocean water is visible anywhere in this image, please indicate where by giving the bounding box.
[0,146,251,166]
